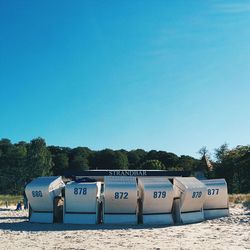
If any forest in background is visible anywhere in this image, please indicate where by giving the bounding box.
[0,137,249,194]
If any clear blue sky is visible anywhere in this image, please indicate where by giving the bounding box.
[1,1,250,157]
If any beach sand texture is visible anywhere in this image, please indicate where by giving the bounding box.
[0,204,249,250]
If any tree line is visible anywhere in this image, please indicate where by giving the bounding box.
[0,137,249,194]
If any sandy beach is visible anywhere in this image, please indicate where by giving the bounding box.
[0,203,249,250]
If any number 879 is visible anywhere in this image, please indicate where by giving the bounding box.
[153,191,166,198]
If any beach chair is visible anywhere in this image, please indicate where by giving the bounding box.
[63,180,101,224]
[173,177,206,224]
[25,176,65,223]
[138,177,174,225]
[201,179,229,219]
[103,176,138,224]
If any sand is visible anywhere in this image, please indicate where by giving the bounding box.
[0,204,249,250]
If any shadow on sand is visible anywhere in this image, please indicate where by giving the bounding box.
[0,221,173,232]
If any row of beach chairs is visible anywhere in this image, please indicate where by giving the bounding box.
[25,175,229,225]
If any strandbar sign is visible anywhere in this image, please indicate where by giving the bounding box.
[109,170,147,176]
[75,170,190,177]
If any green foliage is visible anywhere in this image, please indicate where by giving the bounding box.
[48,146,70,175]
[69,147,91,172]
[90,149,128,170]
[26,138,53,178]
[52,153,69,175]
[127,149,147,169]
[176,155,200,172]
[1,137,250,194]
[157,151,179,170]
[142,150,179,170]
[198,146,209,158]
[0,140,27,194]
[213,145,250,193]
[0,137,53,194]
[140,159,165,170]
[214,143,229,163]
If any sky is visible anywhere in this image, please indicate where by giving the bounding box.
[1,0,250,158]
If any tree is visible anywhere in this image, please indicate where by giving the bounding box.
[197,146,213,177]
[140,160,165,170]
[26,137,53,180]
[0,138,12,154]
[176,155,200,172]
[48,146,70,175]
[142,150,179,170]
[157,151,179,170]
[1,136,250,194]
[0,140,28,194]
[237,149,250,193]
[127,149,147,169]
[68,147,91,172]
[8,143,27,193]
[213,144,250,193]
[198,146,209,158]
[52,153,69,175]
[214,143,229,163]
[114,151,129,170]
[90,149,128,170]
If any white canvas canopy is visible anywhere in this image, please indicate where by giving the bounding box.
[173,177,207,224]
[201,179,229,219]
[63,181,101,224]
[138,177,174,224]
[103,176,138,224]
[25,176,65,223]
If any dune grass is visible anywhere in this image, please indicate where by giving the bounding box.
[0,195,23,206]
[229,193,250,208]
